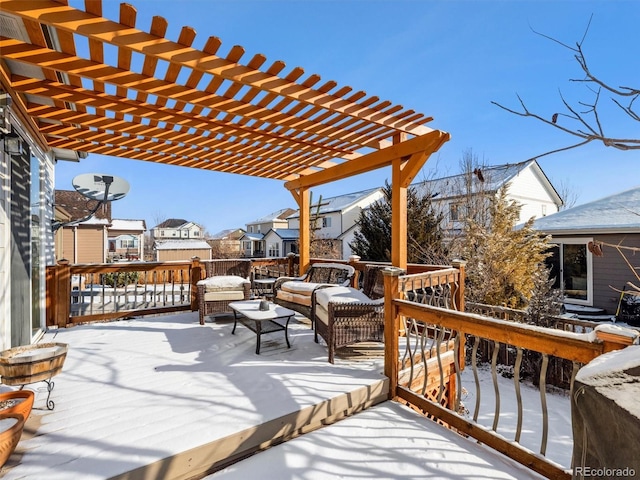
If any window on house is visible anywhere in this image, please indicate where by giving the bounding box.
[268,243,280,257]
[542,204,547,217]
[322,217,331,228]
[121,239,136,248]
[450,204,461,222]
[194,231,199,236]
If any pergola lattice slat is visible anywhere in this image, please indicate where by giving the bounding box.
[0,0,451,269]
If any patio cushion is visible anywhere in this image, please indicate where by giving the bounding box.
[277,281,334,308]
[280,281,320,296]
[276,290,313,307]
[198,276,250,292]
[204,290,247,302]
[315,286,374,326]
[315,286,372,310]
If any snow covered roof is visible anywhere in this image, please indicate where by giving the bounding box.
[248,208,296,224]
[154,218,189,229]
[269,229,299,240]
[413,160,556,200]
[109,219,146,231]
[287,188,382,219]
[210,228,245,239]
[154,240,211,250]
[532,185,640,234]
[241,232,264,241]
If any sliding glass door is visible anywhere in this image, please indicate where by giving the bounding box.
[547,239,592,305]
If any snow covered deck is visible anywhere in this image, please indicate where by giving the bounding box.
[1,311,543,479]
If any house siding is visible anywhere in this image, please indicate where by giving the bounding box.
[0,134,10,348]
[59,227,75,262]
[592,233,640,314]
[77,227,106,263]
[508,166,560,222]
[157,248,211,262]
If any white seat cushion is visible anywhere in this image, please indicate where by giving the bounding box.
[198,275,250,292]
[280,281,321,296]
[314,286,372,310]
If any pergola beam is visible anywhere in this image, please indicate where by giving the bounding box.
[284,130,450,191]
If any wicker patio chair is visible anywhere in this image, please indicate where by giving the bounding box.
[273,263,355,321]
[312,265,386,363]
[197,259,252,324]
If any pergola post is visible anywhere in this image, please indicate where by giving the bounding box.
[291,187,311,274]
[391,159,407,269]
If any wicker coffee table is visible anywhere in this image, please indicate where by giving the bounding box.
[229,300,295,354]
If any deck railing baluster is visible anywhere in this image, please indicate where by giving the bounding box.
[514,347,524,443]
[472,335,481,422]
[490,340,501,432]
[539,353,550,456]
[435,327,446,405]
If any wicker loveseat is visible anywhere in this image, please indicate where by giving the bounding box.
[198,259,252,325]
[312,265,386,363]
[273,263,355,321]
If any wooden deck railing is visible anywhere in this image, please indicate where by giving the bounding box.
[382,267,638,480]
[45,255,446,328]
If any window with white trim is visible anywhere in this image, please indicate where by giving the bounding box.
[268,242,280,257]
[546,239,593,305]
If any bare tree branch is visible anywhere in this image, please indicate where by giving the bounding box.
[493,19,640,157]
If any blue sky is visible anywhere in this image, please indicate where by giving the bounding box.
[55,0,639,235]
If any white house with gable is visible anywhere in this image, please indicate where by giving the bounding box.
[414,160,563,236]
[286,188,384,259]
[152,218,204,240]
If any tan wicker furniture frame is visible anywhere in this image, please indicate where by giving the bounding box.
[313,265,386,363]
[198,259,252,324]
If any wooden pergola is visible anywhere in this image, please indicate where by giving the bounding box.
[0,0,449,271]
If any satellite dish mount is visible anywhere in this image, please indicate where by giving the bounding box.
[53,174,129,232]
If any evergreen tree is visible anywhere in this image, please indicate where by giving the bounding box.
[460,187,552,309]
[350,182,447,263]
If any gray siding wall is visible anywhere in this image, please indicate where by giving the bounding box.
[591,233,640,314]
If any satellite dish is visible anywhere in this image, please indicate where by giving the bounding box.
[72,173,130,202]
[53,173,130,232]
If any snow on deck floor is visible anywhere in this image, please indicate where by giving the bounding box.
[207,400,545,480]
[2,311,575,480]
[1,312,387,480]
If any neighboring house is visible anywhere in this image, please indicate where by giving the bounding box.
[54,190,146,264]
[286,188,385,259]
[241,208,296,258]
[414,160,563,236]
[54,190,112,263]
[208,228,245,258]
[108,219,146,261]
[240,232,264,258]
[154,239,212,262]
[531,186,640,316]
[152,218,204,240]
[262,229,300,258]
